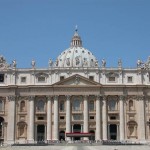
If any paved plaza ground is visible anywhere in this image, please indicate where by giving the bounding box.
[0,145,150,150]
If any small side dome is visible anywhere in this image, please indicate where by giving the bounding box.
[55,28,99,68]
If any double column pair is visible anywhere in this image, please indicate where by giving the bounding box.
[96,95,125,141]
[102,95,125,141]
[66,95,89,141]
[47,95,71,141]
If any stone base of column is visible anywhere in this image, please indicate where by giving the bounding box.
[6,140,15,145]
[83,137,89,140]
[66,137,71,141]
[27,139,35,143]
[95,137,101,141]
[53,139,59,141]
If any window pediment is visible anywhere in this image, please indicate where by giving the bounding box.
[35,73,48,83]
[105,72,119,77]
[35,72,49,78]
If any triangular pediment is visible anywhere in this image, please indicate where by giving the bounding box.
[52,74,102,86]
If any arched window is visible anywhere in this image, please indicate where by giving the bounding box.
[0,100,3,111]
[36,100,45,112]
[60,101,64,112]
[108,100,117,111]
[20,101,25,112]
[129,100,134,111]
[73,99,81,111]
[89,100,94,111]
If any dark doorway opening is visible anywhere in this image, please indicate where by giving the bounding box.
[37,125,45,142]
[0,117,4,144]
[73,124,81,140]
[59,131,65,141]
[89,130,95,141]
[109,124,117,140]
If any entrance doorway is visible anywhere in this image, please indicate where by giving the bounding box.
[109,124,117,140]
[89,130,95,141]
[59,131,65,141]
[73,124,81,140]
[37,125,45,142]
[0,117,4,143]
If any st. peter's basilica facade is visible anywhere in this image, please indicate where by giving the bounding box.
[0,29,150,144]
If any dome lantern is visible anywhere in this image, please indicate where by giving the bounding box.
[70,26,82,47]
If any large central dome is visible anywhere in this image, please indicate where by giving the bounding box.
[55,29,99,68]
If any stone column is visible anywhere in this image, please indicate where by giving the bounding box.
[27,96,35,143]
[119,95,125,141]
[7,96,16,144]
[53,95,59,140]
[96,95,101,141]
[47,96,52,141]
[83,95,89,140]
[102,96,107,140]
[66,95,71,141]
[137,95,146,140]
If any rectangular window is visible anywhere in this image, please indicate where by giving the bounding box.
[21,77,26,83]
[128,76,133,83]
[0,74,4,83]
[89,76,94,81]
[109,77,115,82]
[90,116,94,120]
[38,76,45,82]
[38,117,44,120]
[60,116,65,120]
[73,115,82,120]
[110,116,116,120]
[60,76,65,81]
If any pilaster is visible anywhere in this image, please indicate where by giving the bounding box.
[47,96,52,141]
[53,95,59,140]
[119,95,125,141]
[102,95,107,140]
[27,96,35,143]
[83,95,88,140]
[137,95,146,140]
[7,96,16,144]
[96,95,101,141]
[66,95,71,141]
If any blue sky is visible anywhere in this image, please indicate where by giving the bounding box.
[0,0,150,68]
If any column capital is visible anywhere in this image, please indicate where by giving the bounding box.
[8,95,16,101]
[119,95,126,101]
[137,95,145,100]
[95,95,101,100]
[46,95,52,101]
[102,95,107,101]
[28,95,35,101]
[66,95,71,100]
[54,95,58,100]
[83,95,89,99]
